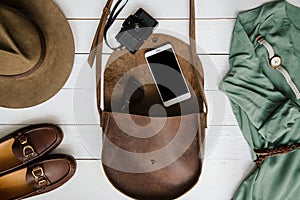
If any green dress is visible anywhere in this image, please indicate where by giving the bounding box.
[221,0,300,199]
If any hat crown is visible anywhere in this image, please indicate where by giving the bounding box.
[0,5,42,77]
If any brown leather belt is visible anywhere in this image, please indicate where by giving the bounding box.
[254,143,300,167]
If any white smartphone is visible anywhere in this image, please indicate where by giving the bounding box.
[145,44,191,107]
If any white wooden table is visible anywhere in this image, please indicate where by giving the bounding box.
[0,0,274,199]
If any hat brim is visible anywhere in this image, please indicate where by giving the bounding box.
[0,0,75,108]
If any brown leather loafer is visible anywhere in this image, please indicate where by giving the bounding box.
[0,154,76,200]
[0,124,63,176]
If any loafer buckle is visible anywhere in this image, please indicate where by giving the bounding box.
[32,166,44,179]
[23,145,35,157]
[18,135,28,145]
[38,179,47,188]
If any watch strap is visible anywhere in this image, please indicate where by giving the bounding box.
[257,35,300,100]
[276,67,300,99]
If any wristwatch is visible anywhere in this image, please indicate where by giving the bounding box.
[256,35,300,99]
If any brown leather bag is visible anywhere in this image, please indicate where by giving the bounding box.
[88,0,208,199]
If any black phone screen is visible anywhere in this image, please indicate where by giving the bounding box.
[146,48,189,102]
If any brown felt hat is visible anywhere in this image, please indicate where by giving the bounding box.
[0,0,75,108]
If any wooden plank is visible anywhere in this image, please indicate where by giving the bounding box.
[53,125,251,161]
[54,0,272,19]
[203,54,230,90]
[0,89,237,126]
[65,54,229,90]
[0,1,265,200]
[69,19,235,54]
[28,159,255,200]
[181,160,255,200]
[205,126,252,161]
[64,54,96,89]
[0,125,250,161]
[0,90,77,125]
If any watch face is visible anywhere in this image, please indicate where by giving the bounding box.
[270,56,282,68]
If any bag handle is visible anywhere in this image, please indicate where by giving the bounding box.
[88,0,208,128]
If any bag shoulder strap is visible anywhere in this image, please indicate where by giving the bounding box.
[88,0,113,122]
[189,0,208,127]
[88,0,208,128]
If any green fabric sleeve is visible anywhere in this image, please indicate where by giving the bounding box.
[221,16,286,129]
[223,1,300,199]
[259,100,300,143]
[221,16,300,143]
